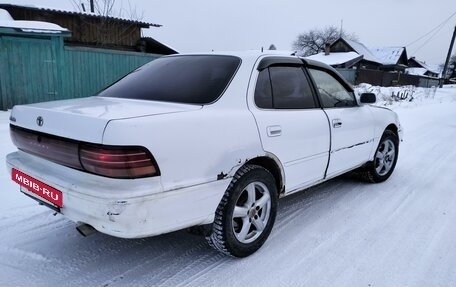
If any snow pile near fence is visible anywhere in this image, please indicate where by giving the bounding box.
[354,83,456,107]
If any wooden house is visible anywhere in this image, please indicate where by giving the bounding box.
[407,57,440,78]
[330,38,408,72]
[0,3,176,54]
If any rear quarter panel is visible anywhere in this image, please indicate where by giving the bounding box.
[102,106,263,191]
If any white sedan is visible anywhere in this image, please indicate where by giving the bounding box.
[6,51,402,257]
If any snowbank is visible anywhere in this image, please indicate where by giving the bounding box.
[354,83,456,108]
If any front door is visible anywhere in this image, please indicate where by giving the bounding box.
[307,68,374,177]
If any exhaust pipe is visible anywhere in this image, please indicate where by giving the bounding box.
[76,223,98,237]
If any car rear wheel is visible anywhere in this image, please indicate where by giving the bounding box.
[206,164,277,257]
[362,130,399,183]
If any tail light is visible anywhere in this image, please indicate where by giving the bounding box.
[79,144,159,179]
[10,125,160,179]
[10,126,81,169]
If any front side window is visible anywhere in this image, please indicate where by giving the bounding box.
[98,55,241,104]
[308,68,356,108]
[254,66,316,109]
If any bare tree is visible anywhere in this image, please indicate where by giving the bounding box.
[292,25,358,56]
[70,0,143,19]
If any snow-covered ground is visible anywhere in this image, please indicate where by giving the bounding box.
[1,86,456,287]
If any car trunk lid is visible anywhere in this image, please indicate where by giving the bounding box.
[10,97,202,143]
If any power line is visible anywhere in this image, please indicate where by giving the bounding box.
[405,10,456,47]
[411,20,451,55]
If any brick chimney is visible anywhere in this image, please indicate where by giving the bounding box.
[324,43,331,56]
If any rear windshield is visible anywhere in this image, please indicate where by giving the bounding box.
[98,55,241,104]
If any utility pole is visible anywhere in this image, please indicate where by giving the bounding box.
[90,0,95,13]
[440,25,456,88]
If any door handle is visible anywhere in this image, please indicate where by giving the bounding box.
[332,119,342,128]
[267,125,282,137]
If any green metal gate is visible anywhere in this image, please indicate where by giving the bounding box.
[0,35,59,109]
[0,31,158,110]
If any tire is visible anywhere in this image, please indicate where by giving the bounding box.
[361,130,399,183]
[206,164,278,257]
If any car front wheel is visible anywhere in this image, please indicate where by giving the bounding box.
[206,164,277,257]
[363,130,399,183]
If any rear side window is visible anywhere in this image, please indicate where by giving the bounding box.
[255,69,273,108]
[255,66,316,109]
[98,55,241,104]
[308,68,356,108]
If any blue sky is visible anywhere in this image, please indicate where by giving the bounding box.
[2,0,456,65]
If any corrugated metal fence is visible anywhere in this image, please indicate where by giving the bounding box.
[0,33,158,110]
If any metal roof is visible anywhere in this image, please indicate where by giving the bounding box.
[370,47,406,65]
[0,4,161,28]
[342,38,381,64]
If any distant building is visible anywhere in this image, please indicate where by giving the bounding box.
[306,51,363,69]
[0,3,177,54]
[407,57,440,78]
[329,37,408,72]
[0,5,176,110]
[303,37,439,88]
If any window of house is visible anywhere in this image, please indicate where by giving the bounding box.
[308,68,357,108]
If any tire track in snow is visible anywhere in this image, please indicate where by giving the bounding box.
[1,100,456,287]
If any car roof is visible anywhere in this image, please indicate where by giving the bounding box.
[166,50,334,69]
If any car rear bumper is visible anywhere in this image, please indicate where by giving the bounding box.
[6,151,229,238]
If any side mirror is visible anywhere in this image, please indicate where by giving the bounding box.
[360,93,376,104]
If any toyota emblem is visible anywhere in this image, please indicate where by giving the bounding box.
[36,116,44,127]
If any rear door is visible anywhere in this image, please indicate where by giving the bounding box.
[307,67,374,177]
[249,59,330,193]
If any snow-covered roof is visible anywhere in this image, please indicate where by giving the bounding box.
[305,51,362,66]
[0,19,69,34]
[0,4,161,28]
[0,8,69,34]
[410,57,440,75]
[370,47,405,65]
[343,38,380,64]
[405,67,427,76]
